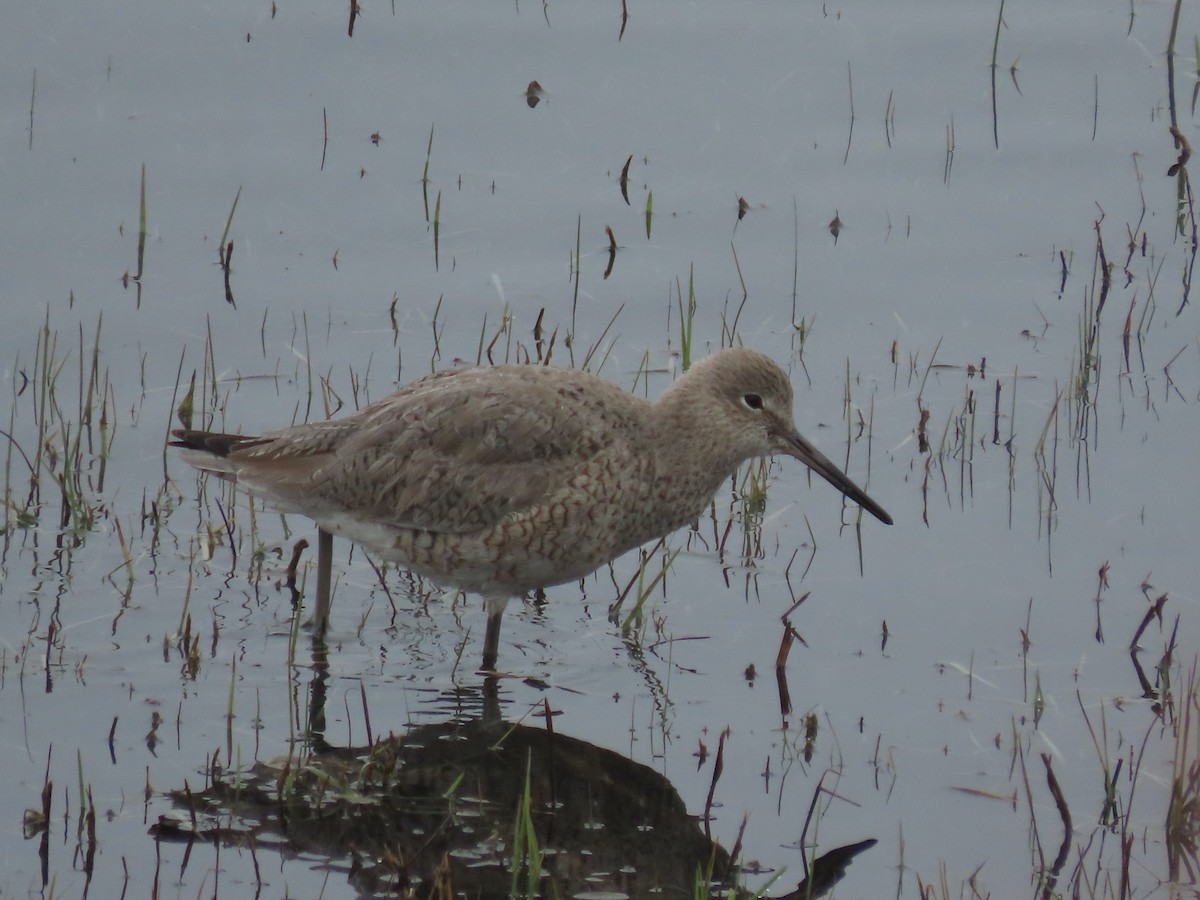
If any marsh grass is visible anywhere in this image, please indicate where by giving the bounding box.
[722,243,749,347]
[943,115,956,185]
[1069,219,1109,487]
[0,311,115,542]
[1168,658,1200,884]
[1032,389,1061,566]
[989,0,1006,149]
[421,122,434,223]
[570,212,582,352]
[6,217,1194,900]
[4,7,1199,900]
[433,188,442,271]
[27,68,35,150]
[217,185,241,307]
[509,754,543,900]
[677,264,697,369]
[913,610,1195,899]
[134,163,147,294]
[608,537,678,644]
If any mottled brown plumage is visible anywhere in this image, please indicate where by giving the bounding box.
[172,347,891,667]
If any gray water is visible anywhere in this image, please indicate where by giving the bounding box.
[2,2,1197,897]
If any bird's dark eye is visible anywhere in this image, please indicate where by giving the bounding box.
[742,393,764,411]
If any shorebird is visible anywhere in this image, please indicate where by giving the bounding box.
[172,347,891,668]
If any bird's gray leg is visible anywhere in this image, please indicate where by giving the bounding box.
[481,594,510,671]
[313,528,333,634]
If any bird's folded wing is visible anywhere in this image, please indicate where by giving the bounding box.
[305,367,645,535]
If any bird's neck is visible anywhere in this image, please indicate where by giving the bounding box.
[647,386,742,530]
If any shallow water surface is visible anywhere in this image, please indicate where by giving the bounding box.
[2,2,1198,898]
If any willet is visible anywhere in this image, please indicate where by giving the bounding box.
[172,347,891,668]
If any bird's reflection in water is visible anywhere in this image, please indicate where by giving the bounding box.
[152,636,874,899]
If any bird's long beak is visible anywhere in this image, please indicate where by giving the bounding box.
[780,432,893,525]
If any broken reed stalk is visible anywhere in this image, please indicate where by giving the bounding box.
[218,185,241,260]
[320,107,328,171]
[28,69,36,150]
[432,189,442,271]
[219,186,241,306]
[570,213,581,357]
[360,682,373,747]
[791,196,800,327]
[1039,753,1072,898]
[989,0,1006,149]
[136,163,147,283]
[843,61,855,164]
[776,626,795,717]
[422,122,434,222]
[702,727,730,841]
